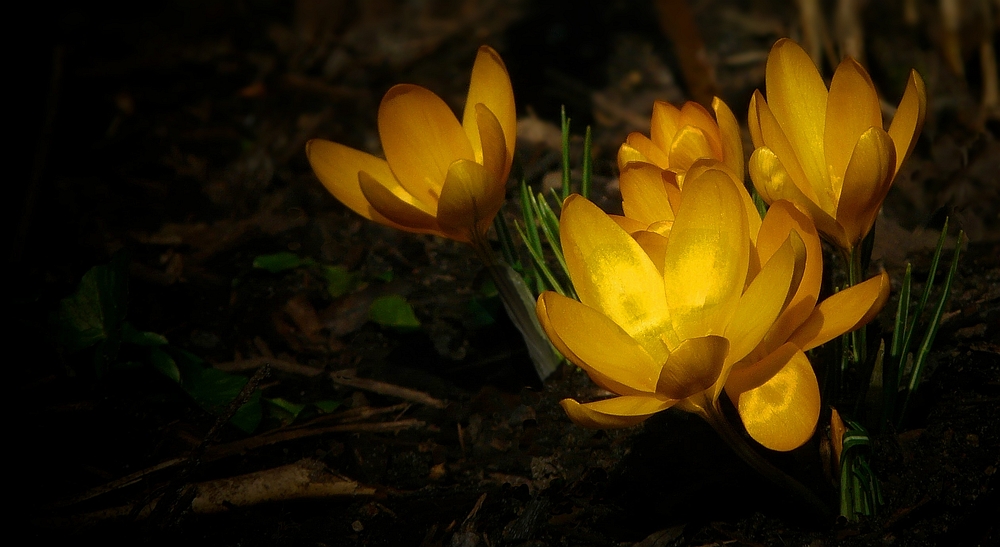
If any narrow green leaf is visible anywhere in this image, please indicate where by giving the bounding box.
[266,397,307,425]
[253,252,310,273]
[519,179,543,257]
[561,105,571,200]
[150,347,181,383]
[321,265,356,298]
[582,125,593,199]
[902,218,949,354]
[313,400,342,413]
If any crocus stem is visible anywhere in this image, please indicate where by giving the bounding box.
[700,400,833,520]
[846,246,867,367]
[470,234,561,381]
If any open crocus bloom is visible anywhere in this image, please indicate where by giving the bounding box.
[306,46,516,245]
[537,168,814,449]
[542,166,891,451]
[618,98,744,187]
[748,38,926,251]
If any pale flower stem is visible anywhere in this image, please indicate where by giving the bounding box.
[846,245,868,367]
[469,235,561,381]
[700,400,833,520]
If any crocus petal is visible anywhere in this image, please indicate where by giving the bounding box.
[836,127,896,247]
[538,291,662,392]
[824,57,883,185]
[656,335,729,400]
[764,39,831,202]
[537,293,641,396]
[650,100,682,152]
[663,169,749,340]
[620,163,678,226]
[307,139,403,226]
[887,70,927,175]
[748,201,822,360]
[562,195,674,360]
[617,143,647,171]
[750,147,849,250]
[668,125,714,173]
[679,102,724,160]
[358,170,441,234]
[687,160,762,244]
[379,84,474,205]
[609,214,647,234]
[474,104,510,188]
[789,270,890,351]
[560,395,675,429]
[437,159,504,242]
[730,346,820,451]
[624,132,670,169]
[633,231,669,275]
[726,231,804,365]
[712,97,745,179]
[462,46,516,179]
[749,91,826,211]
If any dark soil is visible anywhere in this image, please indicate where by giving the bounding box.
[17,1,998,545]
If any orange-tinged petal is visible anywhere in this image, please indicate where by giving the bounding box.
[620,163,677,226]
[836,127,896,247]
[730,346,819,451]
[307,139,401,226]
[474,104,509,188]
[663,169,749,340]
[749,201,823,359]
[379,84,474,205]
[790,270,890,351]
[679,101,724,160]
[609,214,647,234]
[537,293,641,396]
[656,335,729,400]
[539,291,662,392]
[617,142,647,171]
[633,230,669,275]
[463,46,516,178]
[624,132,670,169]
[561,196,674,359]
[560,395,674,429]
[437,159,504,242]
[825,57,883,185]
[358,170,441,235]
[750,147,848,249]
[712,97,745,179]
[686,160,761,244]
[668,125,715,173]
[650,100,682,151]
[764,39,831,202]
[749,90,825,210]
[887,70,927,175]
[726,231,804,365]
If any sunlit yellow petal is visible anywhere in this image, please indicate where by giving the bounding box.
[617,142,647,171]
[437,159,504,242]
[687,161,762,244]
[561,195,674,359]
[679,101,724,159]
[656,335,729,400]
[789,270,890,351]
[887,70,927,175]
[731,346,819,451]
[726,231,803,365]
[462,46,516,177]
[358,170,441,235]
[712,97,744,179]
[474,104,509,188]
[663,169,749,340]
[537,293,641,396]
[650,100,682,151]
[624,132,670,169]
[668,125,715,173]
[749,91,825,210]
[307,139,400,226]
[750,147,848,249]
[560,395,675,429]
[764,38,831,202]
[609,214,647,234]
[836,127,896,247]
[379,84,474,205]
[824,57,882,185]
[620,163,677,226]
[632,230,669,275]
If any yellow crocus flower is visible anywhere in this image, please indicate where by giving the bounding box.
[618,98,744,186]
[748,38,927,252]
[306,46,516,246]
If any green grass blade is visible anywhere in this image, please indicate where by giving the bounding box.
[493,207,519,270]
[561,105,571,201]
[582,125,593,199]
[519,179,543,257]
[514,220,566,296]
[533,192,575,299]
[902,218,949,354]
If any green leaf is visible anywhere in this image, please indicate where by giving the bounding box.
[121,322,169,347]
[178,359,262,433]
[321,265,356,298]
[369,295,421,329]
[313,400,342,413]
[266,397,307,425]
[253,252,312,273]
[149,347,181,383]
[374,270,394,283]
